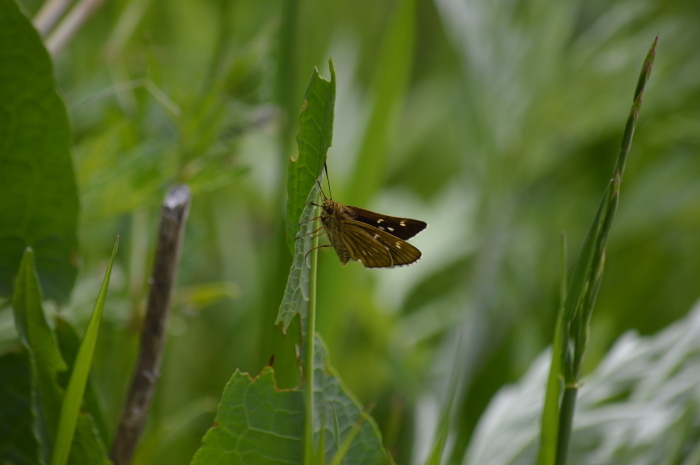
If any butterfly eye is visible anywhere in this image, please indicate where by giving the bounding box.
[325,206,334,215]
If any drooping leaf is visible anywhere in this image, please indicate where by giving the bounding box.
[0,0,79,303]
[192,335,390,465]
[11,249,110,465]
[284,60,336,255]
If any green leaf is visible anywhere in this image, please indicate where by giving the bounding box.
[191,367,304,465]
[310,335,391,465]
[277,60,336,334]
[284,60,336,255]
[275,180,321,335]
[0,0,79,304]
[192,335,391,465]
[51,238,118,465]
[0,349,40,465]
[11,249,110,465]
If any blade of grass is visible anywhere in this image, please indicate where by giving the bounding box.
[51,237,119,465]
[347,0,416,206]
[536,232,568,465]
[536,36,657,465]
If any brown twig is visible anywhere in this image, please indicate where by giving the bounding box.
[110,185,192,465]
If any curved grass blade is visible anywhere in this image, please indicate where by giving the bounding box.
[51,237,118,465]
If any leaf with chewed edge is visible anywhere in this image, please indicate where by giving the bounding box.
[284,60,336,255]
[191,334,391,465]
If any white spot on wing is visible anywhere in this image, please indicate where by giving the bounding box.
[400,221,406,227]
[373,234,379,239]
[388,227,394,231]
[395,242,401,249]
[377,219,384,223]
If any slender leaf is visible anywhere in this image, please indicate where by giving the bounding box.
[11,249,109,465]
[536,37,657,465]
[51,238,118,465]
[0,0,79,303]
[347,0,416,206]
[284,60,336,254]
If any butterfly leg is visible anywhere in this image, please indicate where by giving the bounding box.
[298,214,322,226]
[295,224,324,239]
[304,244,332,263]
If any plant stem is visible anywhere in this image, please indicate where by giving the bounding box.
[304,211,320,464]
[555,386,578,465]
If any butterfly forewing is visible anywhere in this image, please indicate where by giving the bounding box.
[343,205,427,241]
[340,221,422,268]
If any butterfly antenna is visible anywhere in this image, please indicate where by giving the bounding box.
[323,162,333,199]
[317,180,328,201]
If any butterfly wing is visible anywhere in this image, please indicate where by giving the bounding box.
[342,205,427,241]
[338,220,422,268]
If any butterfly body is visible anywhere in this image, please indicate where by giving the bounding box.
[319,198,427,268]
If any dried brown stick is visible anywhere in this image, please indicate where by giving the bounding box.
[110,185,191,465]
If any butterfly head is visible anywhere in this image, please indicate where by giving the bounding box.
[322,199,338,217]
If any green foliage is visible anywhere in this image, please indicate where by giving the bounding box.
[3,0,700,464]
[11,249,109,465]
[0,0,78,303]
[192,336,389,465]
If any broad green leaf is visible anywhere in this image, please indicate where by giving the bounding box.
[51,238,118,465]
[310,336,391,465]
[0,0,79,303]
[192,335,390,465]
[11,249,110,465]
[191,367,304,465]
[0,349,40,465]
[284,60,336,254]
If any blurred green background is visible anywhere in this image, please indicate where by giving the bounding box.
[6,0,700,463]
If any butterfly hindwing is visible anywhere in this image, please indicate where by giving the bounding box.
[339,220,422,268]
[343,205,427,241]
